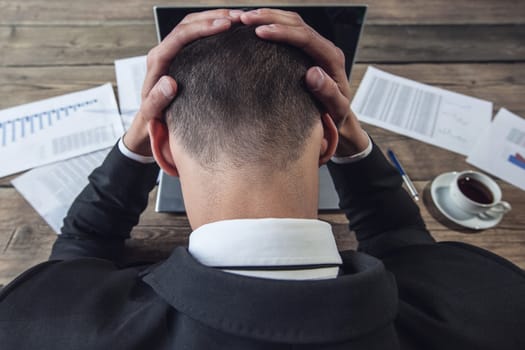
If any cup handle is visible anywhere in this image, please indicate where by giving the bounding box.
[479,201,512,219]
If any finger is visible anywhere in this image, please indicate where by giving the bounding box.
[180,8,243,24]
[142,17,232,96]
[255,23,348,88]
[139,76,178,123]
[240,8,302,26]
[305,67,350,126]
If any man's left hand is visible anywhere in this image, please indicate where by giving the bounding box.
[240,9,369,157]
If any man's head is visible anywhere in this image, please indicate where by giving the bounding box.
[165,25,322,171]
[150,23,339,225]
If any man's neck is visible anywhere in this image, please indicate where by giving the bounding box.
[181,167,320,230]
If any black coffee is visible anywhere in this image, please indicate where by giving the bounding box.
[457,176,494,204]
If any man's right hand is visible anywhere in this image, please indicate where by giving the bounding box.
[240,9,370,157]
[124,9,243,157]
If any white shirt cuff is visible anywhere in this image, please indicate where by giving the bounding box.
[118,137,156,164]
[330,133,373,164]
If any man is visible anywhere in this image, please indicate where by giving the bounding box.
[1,9,524,350]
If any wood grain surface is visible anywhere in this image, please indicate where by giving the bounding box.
[1,25,524,66]
[0,0,524,287]
[0,0,523,25]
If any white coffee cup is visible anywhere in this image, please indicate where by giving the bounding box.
[449,171,511,218]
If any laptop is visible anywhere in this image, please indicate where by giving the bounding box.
[154,5,367,213]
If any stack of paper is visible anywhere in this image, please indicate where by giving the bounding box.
[8,56,149,234]
[352,66,525,191]
[0,83,123,178]
[12,149,110,233]
[3,83,123,233]
[352,67,493,156]
[467,109,525,190]
[115,55,147,129]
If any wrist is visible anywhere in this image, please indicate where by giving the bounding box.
[122,128,152,157]
[334,119,369,157]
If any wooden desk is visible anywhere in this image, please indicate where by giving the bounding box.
[1,0,524,287]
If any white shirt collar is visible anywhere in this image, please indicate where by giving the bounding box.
[188,218,343,280]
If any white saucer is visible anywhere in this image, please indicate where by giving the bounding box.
[430,172,503,230]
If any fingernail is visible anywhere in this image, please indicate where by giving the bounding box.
[258,24,277,32]
[229,10,243,17]
[249,9,260,15]
[213,18,229,27]
[311,67,325,91]
[159,77,174,99]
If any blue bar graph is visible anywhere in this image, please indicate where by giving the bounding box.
[0,99,97,148]
[508,154,525,170]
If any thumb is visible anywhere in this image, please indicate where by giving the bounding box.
[305,66,350,127]
[140,76,177,122]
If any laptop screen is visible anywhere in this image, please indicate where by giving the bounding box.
[154,5,367,80]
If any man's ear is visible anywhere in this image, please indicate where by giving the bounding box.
[319,113,339,166]
[149,119,179,177]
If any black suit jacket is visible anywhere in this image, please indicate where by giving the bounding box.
[1,142,524,349]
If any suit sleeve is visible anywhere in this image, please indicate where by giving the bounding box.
[329,141,525,347]
[327,140,435,258]
[49,143,160,262]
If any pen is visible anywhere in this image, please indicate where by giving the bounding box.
[387,149,419,201]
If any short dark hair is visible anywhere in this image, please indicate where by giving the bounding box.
[166,25,320,170]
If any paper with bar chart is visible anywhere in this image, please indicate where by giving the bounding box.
[0,83,123,177]
[351,66,493,155]
[467,108,525,191]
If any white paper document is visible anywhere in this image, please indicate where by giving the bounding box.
[115,55,147,130]
[0,83,123,178]
[467,108,525,191]
[352,66,493,155]
[12,149,110,233]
